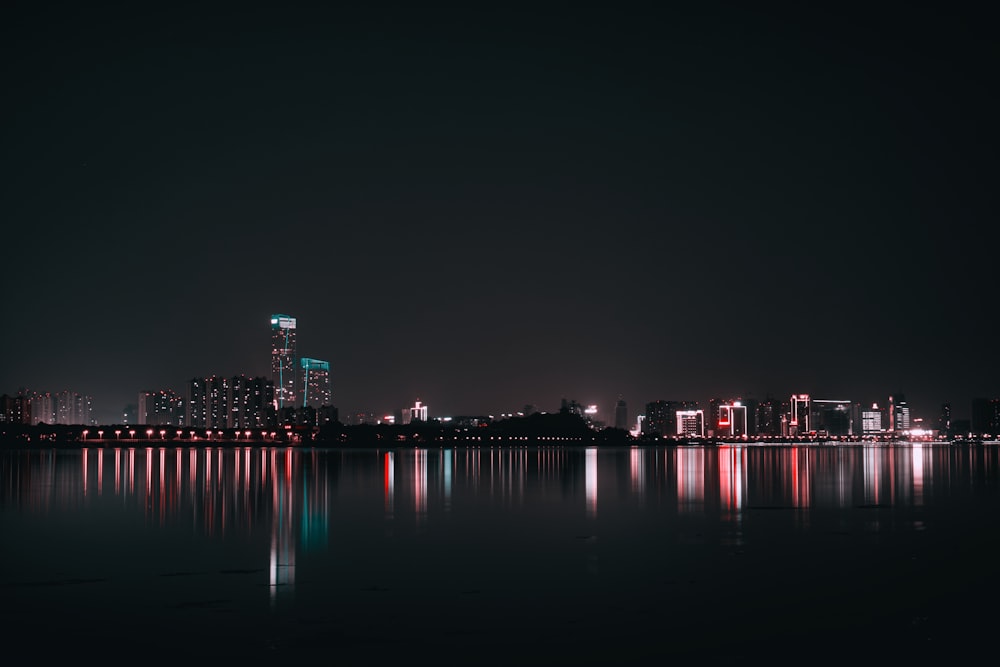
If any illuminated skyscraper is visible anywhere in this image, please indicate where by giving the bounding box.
[270,314,297,409]
[300,358,331,408]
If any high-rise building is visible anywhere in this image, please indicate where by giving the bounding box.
[56,391,94,425]
[300,358,332,408]
[248,376,276,428]
[889,393,910,433]
[938,403,952,437]
[187,378,207,428]
[138,390,183,425]
[270,314,297,409]
[28,391,55,425]
[715,401,748,437]
[614,398,628,430]
[676,410,705,437]
[407,400,428,423]
[862,403,885,435]
[810,399,853,436]
[207,375,229,429]
[790,394,811,436]
[643,400,698,437]
[189,375,274,429]
[643,400,674,437]
[0,394,30,424]
[755,395,783,437]
[740,397,760,436]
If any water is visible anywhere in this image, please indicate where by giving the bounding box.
[2,443,999,664]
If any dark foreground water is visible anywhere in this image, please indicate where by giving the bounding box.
[2,443,999,665]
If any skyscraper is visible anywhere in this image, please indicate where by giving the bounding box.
[889,393,910,433]
[300,358,331,408]
[614,398,628,430]
[270,314,297,409]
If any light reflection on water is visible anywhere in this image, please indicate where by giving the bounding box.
[2,443,1000,662]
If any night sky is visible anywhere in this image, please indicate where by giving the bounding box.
[3,2,997,424]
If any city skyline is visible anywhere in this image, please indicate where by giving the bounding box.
[3,3,997,426]
[2,309,998,436]
[1,309,998,426]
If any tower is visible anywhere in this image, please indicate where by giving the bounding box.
[270,314,297,409]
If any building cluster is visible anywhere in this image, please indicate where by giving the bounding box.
[0,389,94,426]
[638,394,1000,439]
[1,314,336,429]
[130,314,337,429]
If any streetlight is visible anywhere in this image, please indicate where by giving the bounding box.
[146,429,153,439]
[115,429,121,440]
[159,430,166,440]
[82,429,89,441]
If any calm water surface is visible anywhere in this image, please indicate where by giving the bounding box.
[2,443,1000,664]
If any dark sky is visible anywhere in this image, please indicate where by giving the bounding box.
[3,1,997,424]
